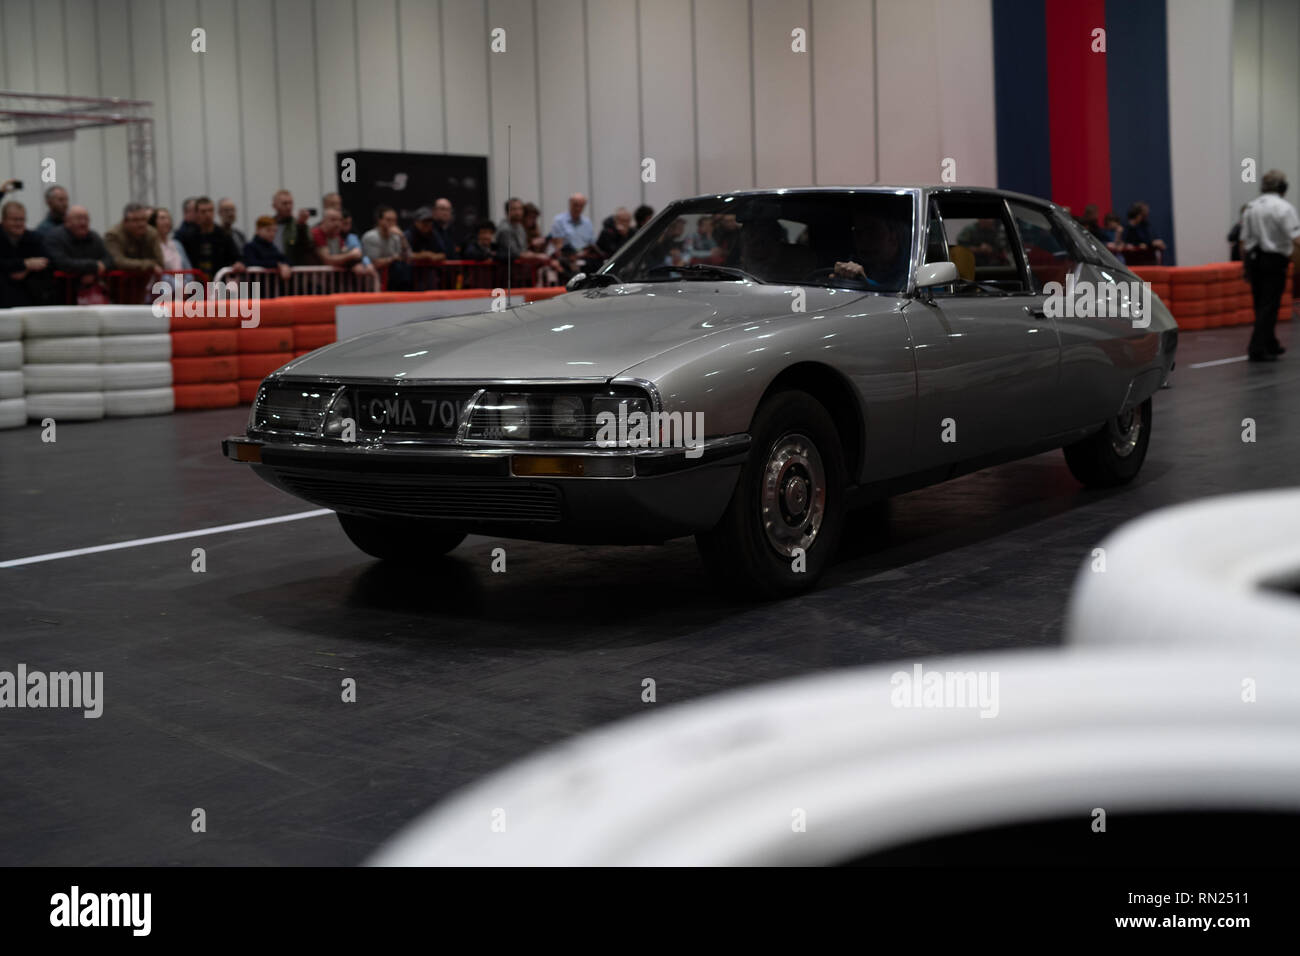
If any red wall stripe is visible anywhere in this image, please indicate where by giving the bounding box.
[1045,0,1112,217]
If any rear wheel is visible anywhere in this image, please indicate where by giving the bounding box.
[1063,397,1152,487]
[337,513,466,561]
[696,390,847,598]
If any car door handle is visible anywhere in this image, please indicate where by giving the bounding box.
[1023,305,1047,318]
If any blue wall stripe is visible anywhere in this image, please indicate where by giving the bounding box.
[1105,0,1176,264]
[993,0,1051,201]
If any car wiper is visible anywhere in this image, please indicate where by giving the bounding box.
[568,271,622,290]
[646,264,763,283]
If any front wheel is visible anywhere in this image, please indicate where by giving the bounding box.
[696,390,847,598]
[1063,397,1152,488]
[337,513,466,561]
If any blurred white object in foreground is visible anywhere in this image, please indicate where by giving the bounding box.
[370,648,1300,866]
[1066,489,1300,651]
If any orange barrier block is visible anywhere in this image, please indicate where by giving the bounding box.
[1171,282,1209,301]
[238,326,294,352]
[170,329,238,357]
[237,379,263,404]
[169,312,241,331]
[238,352,294,379]
[171,356,239,384]
[293,324,336,350]
[174,382,240,409]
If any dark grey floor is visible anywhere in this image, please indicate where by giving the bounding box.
[1,327,1295,865]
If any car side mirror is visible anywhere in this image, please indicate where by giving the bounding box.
[566,272,587,291]
[915,261,959,289]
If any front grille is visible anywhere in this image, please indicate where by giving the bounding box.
[274,469,562,522]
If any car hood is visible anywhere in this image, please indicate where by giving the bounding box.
[276,283,869,381]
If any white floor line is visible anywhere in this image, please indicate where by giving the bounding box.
[1188,355,1249,369]
[1,509,333,569]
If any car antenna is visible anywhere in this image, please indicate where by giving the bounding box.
[506,123,512,307]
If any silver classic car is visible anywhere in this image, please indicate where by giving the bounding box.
[224,186,1177,596]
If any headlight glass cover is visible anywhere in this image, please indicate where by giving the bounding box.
[465,389,651,443]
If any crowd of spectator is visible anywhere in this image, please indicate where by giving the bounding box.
[1074,201,1167,264]
[1,175,660,306]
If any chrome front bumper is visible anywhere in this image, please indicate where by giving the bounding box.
[223,434,750,544]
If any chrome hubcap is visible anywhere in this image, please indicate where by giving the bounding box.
[761,433,826,558]
[1109,405,1143,457]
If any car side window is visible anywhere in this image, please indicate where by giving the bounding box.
[929,196,1027,294]
[1008,201,1082,294]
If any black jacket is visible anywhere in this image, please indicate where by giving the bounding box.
[1,228,55,306]
[181,226,243,277]
[242,236,289,269]
[44,226,114,274]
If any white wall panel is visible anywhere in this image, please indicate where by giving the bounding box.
[1168,0,1233,266]
[936,0,996,187]
[129,0,173,219]
[694,0,754,194]
[65,0,106,227]
[486,0,540,227]
[1259,0,1299,195]
[200,0,247,231]
[165,0,207,223]
[1,0,1026,255]
[752,0,813,187]
[875,0,940,183]
[442,0,491,159]
[315,0,362,199]
[638,0,695,209]
[356,0,402,150]
[0,0,12,191]
[274,0,322,208]
[584,0,640,220]
[1231,0,1261,216]
[811,0,875,185]
[33,0,73,215]
[96,0,133,228]
[536,0,590,227]
[6,0,52,224]
[235,0,281,224]
[399,0,446,154]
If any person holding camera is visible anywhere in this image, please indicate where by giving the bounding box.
[1239,170,1300,362]
[270,189,315,266]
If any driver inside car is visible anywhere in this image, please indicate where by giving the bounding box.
[832,213,910,290]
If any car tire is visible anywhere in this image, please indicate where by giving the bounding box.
[696,390,847,598]
[337,513,466,561]
[1063,397,1152,488]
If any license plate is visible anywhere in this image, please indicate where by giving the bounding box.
[354,388,475,436]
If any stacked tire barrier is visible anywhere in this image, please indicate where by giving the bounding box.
[1132,261,1295,331]
[0,310,22,428]
[18,305,175,422]
[0,286,575,427]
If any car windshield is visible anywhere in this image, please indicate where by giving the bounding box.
[600,192,915,292]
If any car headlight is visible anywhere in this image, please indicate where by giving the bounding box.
[550,395,586,438]
[249,384,332,435]
[323,390,353,437]
[465,389,652,442]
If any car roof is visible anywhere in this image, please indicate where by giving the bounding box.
[677,184,1062,213]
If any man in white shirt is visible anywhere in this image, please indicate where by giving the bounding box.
[1239,169,1300,361]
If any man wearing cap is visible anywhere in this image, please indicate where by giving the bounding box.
[1239,169,1300,361]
